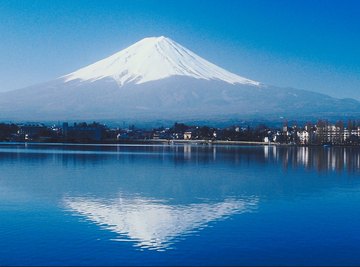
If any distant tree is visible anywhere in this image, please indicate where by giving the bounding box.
[198,126,212,139]
[0,123,19,140]
[172,122,189,133]
[348,120,355,131]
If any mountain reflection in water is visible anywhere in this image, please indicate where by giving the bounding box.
[64,196,258,251]
[0,144,360,265]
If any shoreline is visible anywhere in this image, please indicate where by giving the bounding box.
[0,139,359,147]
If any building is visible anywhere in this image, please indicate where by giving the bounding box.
[344,127,360,143]
[63,122,105,142]
[184,131,192,140]
[297,130,309,145]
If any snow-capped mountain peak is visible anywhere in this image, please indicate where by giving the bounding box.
[62,36,260,86]
[1,35,359,121]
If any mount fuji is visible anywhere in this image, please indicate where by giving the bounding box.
[0,36,359,122]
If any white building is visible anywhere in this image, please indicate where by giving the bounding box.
[297,130,309,145]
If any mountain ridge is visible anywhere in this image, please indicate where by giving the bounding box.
[61,36,260,87]
[0,36,359,122]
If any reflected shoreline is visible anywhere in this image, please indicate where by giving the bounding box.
[2,140,360,147]
[0,143,359,173]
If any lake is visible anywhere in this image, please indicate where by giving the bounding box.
[0,143,360,266]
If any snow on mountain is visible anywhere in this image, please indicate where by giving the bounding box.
[0,36,359,122]
[62,36,260,86]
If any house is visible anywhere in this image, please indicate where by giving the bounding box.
[184,131,192,140]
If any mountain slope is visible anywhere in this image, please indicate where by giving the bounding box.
[62,36,260,86]
[0,36,359,121]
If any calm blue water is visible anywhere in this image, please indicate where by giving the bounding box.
[0,143,360,266]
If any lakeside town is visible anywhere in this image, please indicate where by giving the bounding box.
[0,120,360,146]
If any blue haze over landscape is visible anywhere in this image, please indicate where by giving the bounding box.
[0,0,359,99]
[1,1,360,266]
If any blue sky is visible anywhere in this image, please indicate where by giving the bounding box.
[0,0,359,99]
